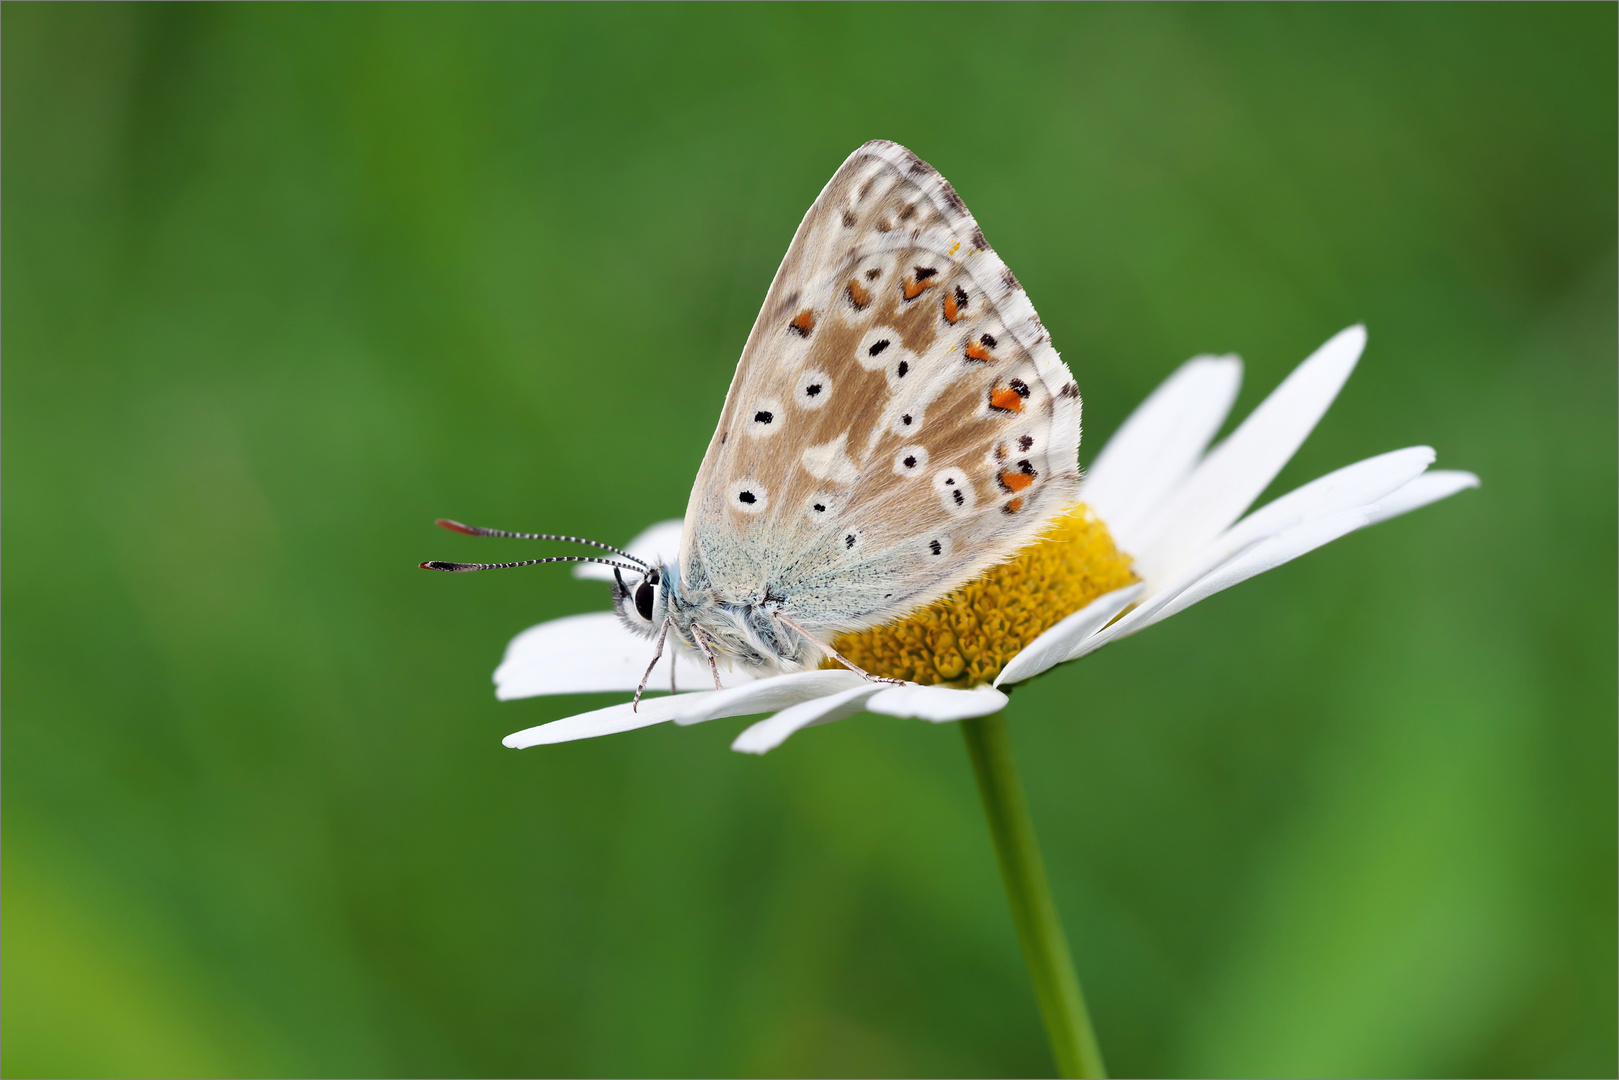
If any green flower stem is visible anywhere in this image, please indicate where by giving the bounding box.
[961,712,1106,1079]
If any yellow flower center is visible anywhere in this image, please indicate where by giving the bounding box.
[825,503,1138,687]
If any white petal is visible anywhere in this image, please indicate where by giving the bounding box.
[1366,469,1480,523]
[1065,538,1270,661]
[1077,447,1449,659]
[572,518,685,581]
[1080,355,1242,555]
[1140,508,1375,627]
[730,684,885,755]
[670,669,866,726]
[865,683,1009,722]
[503,691,701,748]
[1131,325,1366,584]
[1067,508,1375,660]
[993,583,1146,687]
[502,670,863,749]
[1212,446,1435,558]
[492,612,742,700]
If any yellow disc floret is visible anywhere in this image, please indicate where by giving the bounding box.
[826,503,1138,687]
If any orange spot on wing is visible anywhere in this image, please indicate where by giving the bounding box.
[965,340,995,361]
[789,309,816,336]
[1003,497,1025,514]
[846,279,871,309]
[902,276,935,301]
[998,469,1035,493]
[989,385,1025,413]
[943,292,963,323]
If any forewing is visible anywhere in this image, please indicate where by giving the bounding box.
[682,141,1081,634]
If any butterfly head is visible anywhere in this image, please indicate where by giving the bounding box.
[612,563,674,637]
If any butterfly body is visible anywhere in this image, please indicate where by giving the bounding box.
[611,141,1083,683]
[619,558,816,675]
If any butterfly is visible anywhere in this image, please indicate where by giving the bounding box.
[424,140,1081,707]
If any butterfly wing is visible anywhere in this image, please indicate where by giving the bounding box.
[681,140,1081,637]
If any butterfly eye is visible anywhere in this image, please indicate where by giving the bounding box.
[634,581,655,621]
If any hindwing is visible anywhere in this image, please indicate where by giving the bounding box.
[681,140,1081,635]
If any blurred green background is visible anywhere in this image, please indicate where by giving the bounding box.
[4,4,1614,1077]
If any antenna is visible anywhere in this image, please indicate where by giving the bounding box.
[434,519,650,569]
[419,555,647,574]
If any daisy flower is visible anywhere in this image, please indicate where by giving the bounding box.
[496,325,1477,755]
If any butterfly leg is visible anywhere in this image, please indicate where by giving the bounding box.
[774,613,906,686]
[634,617,673,712]
[689,623,724,690]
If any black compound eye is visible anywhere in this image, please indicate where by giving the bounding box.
[634,581,655,621]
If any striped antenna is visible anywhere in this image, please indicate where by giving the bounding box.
[419,555,647,574]
[434,519,650,569]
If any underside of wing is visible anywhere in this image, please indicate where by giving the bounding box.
[682,140,1082,635]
